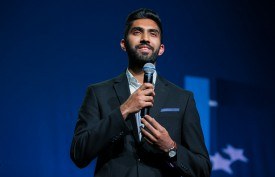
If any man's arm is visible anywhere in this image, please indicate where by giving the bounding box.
[70,83,156,168]
[175,93,211,177]
[70,86,128,168]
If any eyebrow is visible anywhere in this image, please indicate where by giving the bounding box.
[130,27,144,33]
[130,27,160,35]
[148,29,160,34]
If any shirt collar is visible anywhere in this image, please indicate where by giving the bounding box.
[126,68,157,87]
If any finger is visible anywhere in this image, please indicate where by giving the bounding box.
[143,136,154,144]
[144,115,164,132]
[141,126,158,143]
[140,96,154,108]
[141,118,160,138]
[141,101,153,108]
[140,83,154,90]
[142,95,154,103]
[142,89,155,96]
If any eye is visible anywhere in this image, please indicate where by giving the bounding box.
[150,32,157,37]
[150,31,159,37]
[132,30,141,35]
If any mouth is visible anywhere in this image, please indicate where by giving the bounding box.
[136,45,153,53]
[138,47,151,53]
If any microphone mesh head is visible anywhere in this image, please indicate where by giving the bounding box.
[143,63,156,74]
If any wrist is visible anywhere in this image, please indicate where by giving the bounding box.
[166,140,176,152]
[167,141,177,159]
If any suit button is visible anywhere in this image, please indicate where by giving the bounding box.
[137,158,141,162]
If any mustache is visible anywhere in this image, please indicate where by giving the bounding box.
[135,44,154,51]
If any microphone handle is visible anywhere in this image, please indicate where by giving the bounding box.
[143,72,154,83]
[140,107,149,118]
[141,72,153,117]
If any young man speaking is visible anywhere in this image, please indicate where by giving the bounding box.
[70,8,211,177]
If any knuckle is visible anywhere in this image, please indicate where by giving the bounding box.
[155,134,161,140]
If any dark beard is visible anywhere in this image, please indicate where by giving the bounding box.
[125,40,160,69]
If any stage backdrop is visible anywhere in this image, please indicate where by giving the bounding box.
[0,0,274,177]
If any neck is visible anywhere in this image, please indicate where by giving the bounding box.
[128,66,144,84]
[128,61,156,84]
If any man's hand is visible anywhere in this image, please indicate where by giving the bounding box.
[141,115,175,152]
[120,83,155,119]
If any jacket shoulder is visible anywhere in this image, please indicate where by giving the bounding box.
[87,73,126,89]
[158,75,193,96]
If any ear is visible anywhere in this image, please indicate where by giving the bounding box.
[120,39,126,51]
[158,44,165,56]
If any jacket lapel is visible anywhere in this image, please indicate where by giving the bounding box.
[113,73,130,105]
[113,73,140,143]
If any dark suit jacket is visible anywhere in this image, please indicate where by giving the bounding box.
[70,73,211,177]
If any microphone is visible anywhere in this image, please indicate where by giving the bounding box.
[140,63,156,117]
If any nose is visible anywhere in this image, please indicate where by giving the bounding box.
[140,33,150,43]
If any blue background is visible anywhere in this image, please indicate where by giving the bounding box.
[0,0,274,176]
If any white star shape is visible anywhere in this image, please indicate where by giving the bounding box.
[223,144,248,162]
[210,152,233,174]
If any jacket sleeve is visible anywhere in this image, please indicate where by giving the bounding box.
[171,93,211,177]
[70,86,129,168]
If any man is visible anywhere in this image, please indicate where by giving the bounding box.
[70,8,211,177]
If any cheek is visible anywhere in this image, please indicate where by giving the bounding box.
[128,35,140,43]
[127,40,138,48]
[151,39,161,47]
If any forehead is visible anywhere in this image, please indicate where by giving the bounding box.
[130,19,160,31]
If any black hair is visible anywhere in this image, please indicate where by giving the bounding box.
[124,8,163,41]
